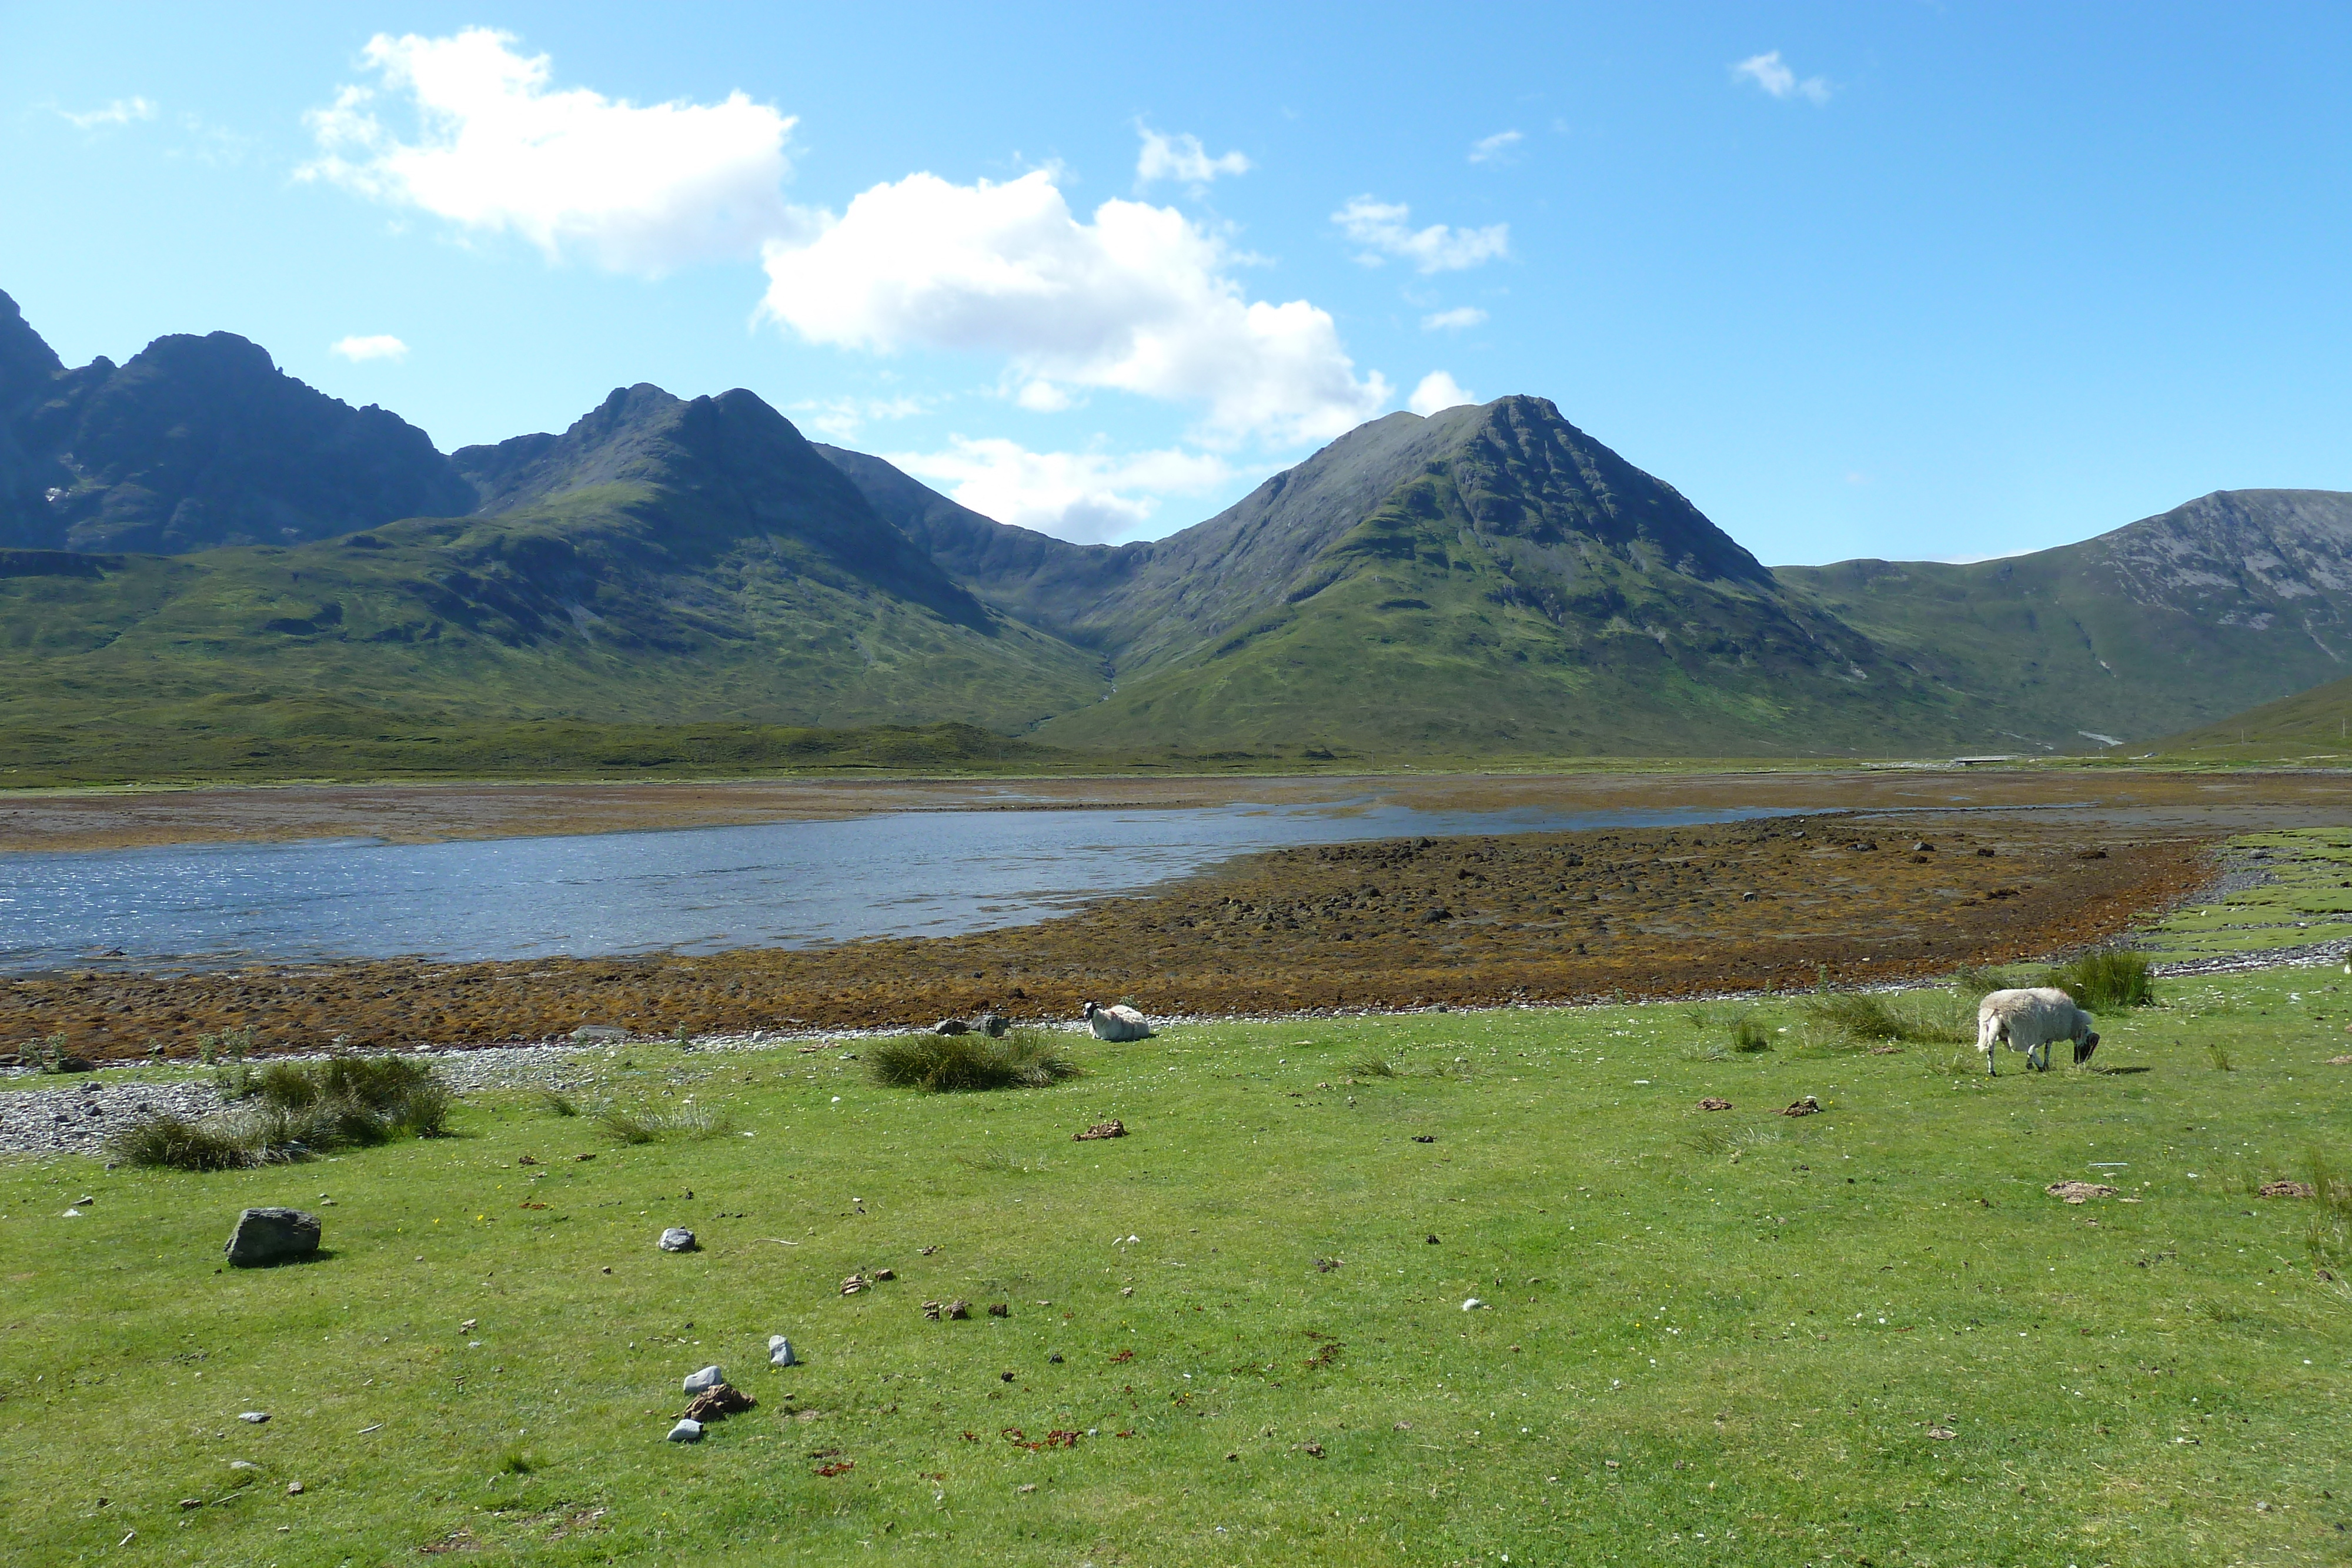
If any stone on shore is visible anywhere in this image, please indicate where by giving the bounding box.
[224,1208,320,1267]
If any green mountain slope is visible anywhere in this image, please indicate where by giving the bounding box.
[2150,669,2352,758]
[1776,489,2352,750]
[0,386,1108,738]
[1034,397,2006,755]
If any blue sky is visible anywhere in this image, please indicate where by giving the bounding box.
[4,4,2347,564]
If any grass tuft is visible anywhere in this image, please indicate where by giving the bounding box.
[2306,1150,2352,1281]
[2049,948,2156,1009]
[1349,1057,1398,1078]
[108,1054,450,1171]
[1801,989,1971,1046]
[2207,1043,2236,1072]
[594,1102,736,1144]
[540,1090,580,1118]
[867,1029,1081,1093]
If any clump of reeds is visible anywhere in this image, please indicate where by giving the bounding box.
[867,1028,1081,1093]
[1800,988,1972,1047]
[2305,1151,2352,1283]
[110,1052,450,1171]
[595,1102,736,1143]
[2048,948,2156,1009]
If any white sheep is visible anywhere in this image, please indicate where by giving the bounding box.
[1082,1001,1154,1042]
[1976,987,2099,1075]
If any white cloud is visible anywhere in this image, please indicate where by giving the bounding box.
[1421,306,1488,332]
[1015,380,1074,412]
[760,169,1389,448]
[330,334,409,363]
[58,96,157,129]
[1732,51,1832,105]
[1135,125,1250,186]
[789,394,930,442]
[299,28,801,274]
[1334,196,1509,273]
[890,436,1237,544]
[1409,371,1475,416]
[1468,129,1524,164]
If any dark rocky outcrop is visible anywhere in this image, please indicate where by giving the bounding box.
[0,292,473,552]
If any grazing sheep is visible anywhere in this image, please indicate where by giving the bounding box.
[1976,987,2099,1075]
[1082,1001,1154,1042]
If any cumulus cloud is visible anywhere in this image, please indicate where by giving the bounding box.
[58,96,157,129]
[789,393,930,442]
[1732,51,1832,105]
[1468,129,1524,164]
[299,28,801,274]
[1408,371,1475,416]
[1135,125,1250,186]
[330,334,409,363]
[890,436,1237,544]
[1421,306,1488,332]
[1334,196,1509,273]
[760,169,1389,448]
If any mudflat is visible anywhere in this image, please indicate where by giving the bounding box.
[2,763,2350,854]
[5,806,2212,1060]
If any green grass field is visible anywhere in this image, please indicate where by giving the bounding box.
[2135,829,2352,964]
[4,970,2348,1565]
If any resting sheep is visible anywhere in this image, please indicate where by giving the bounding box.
[1976,987,2098,1075]
[1083,1001,1154,1042]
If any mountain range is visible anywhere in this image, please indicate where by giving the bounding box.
[4,285,2347,764]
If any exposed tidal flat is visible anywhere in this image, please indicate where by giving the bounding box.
[2,767,2346,1060]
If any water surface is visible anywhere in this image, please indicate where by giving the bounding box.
[0,800,1806,972]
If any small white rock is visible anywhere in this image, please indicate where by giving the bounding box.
[683,1365,726,1395]
[768,1336,796,1368]
[658,1227,696,1252]
[667,1419,703,1443]
[1462,1298,1486,1312]
[238,1412,269,1424]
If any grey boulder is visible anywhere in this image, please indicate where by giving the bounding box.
[683,1365,726,1395]
[657,1227,697,1252]
[667,1419,703,1443]
[225,1208,320,1267]
[973,1013,1010,1038]
[769,1335,797,1368]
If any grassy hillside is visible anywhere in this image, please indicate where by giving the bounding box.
[1043,406,2004,756]
[1778,489,2352,751]
[4,972,2344,1564]
[2147,669,2352,761]
[0,483,1108,741]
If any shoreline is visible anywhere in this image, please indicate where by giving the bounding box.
[2,810,2211,1063]
[8,763,2352,855]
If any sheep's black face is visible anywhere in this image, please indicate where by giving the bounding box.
[2075,1032,2100,1066]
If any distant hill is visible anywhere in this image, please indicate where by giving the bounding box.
[0,290,473,553]
[0,376,1106,740]
[826,412,2352,756]
[1016,397,2007,754]
[2150,668,2352,758]
[1777,489,2352,749]
[9,282,2352,771]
